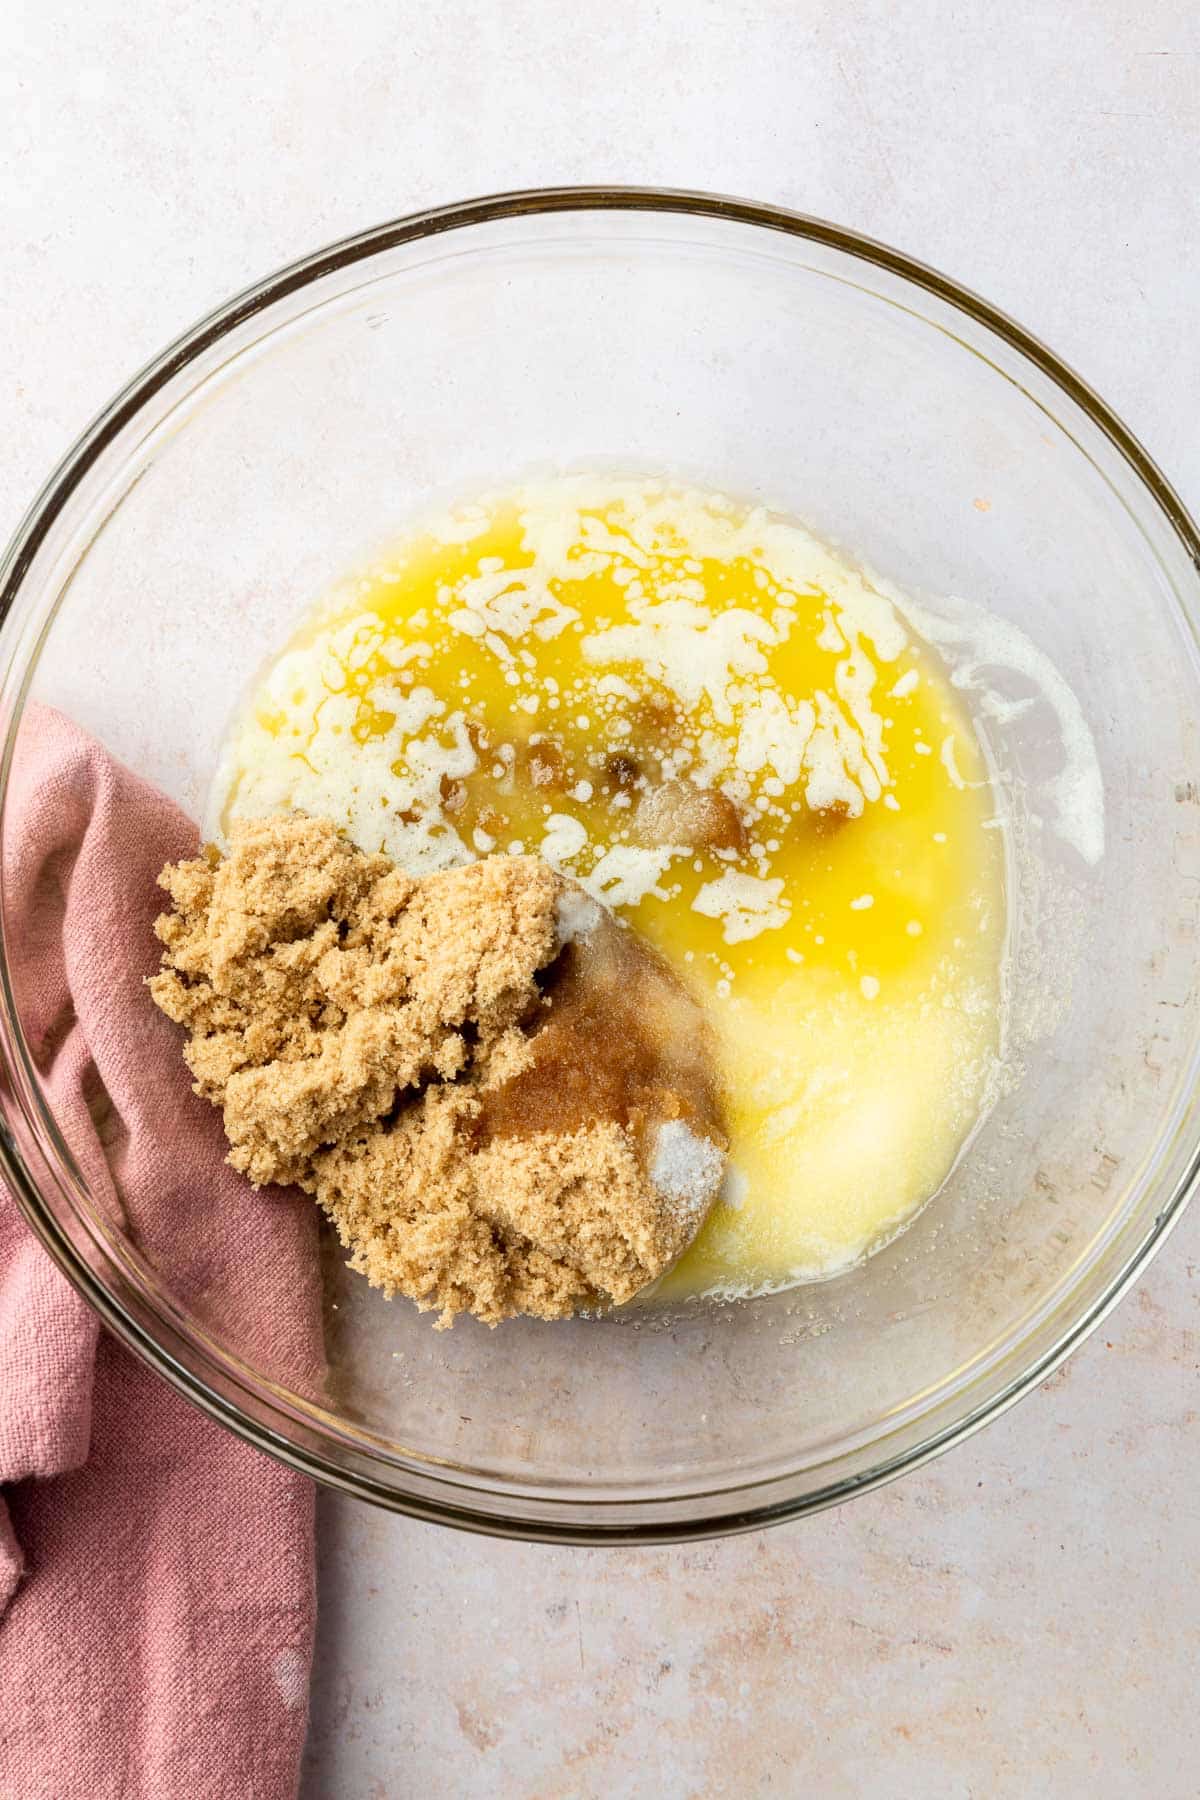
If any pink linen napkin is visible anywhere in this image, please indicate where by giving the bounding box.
[0,706,324,1799]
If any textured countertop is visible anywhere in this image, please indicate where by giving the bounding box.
[3,3,1198,1794]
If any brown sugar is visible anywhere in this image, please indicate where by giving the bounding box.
[635,779,748,856]
[150,815,727,1326]
[476,918,724,1150]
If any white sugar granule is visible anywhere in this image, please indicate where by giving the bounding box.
[649,1120,726,1225]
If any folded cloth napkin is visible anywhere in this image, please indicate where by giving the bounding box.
[0,707,323,1800]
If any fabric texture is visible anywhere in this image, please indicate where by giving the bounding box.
[0,707,323,1799]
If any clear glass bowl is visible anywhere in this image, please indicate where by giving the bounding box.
[2,189,1198,1543]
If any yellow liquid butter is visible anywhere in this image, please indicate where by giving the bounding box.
[213,477,1004,1302]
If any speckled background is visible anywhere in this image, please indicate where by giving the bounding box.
[2,3,1198,1794]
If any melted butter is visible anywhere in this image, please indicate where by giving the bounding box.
[213,476,1005,1300]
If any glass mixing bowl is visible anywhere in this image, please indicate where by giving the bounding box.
[2,189,1198,1543]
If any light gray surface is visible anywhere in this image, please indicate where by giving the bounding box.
[2,3,1198,1795]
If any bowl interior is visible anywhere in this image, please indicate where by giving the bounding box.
[3,198,1199,1534]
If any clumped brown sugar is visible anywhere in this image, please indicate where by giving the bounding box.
[150,815,726,1325]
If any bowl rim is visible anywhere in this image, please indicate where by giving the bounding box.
[2,183,1198,1544]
